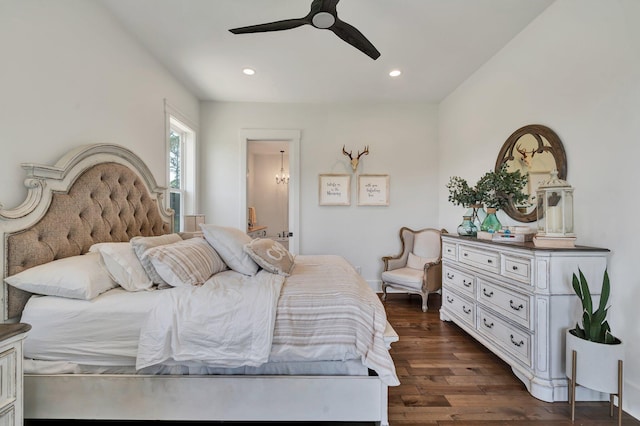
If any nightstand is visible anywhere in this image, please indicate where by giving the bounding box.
[0,323,30,426]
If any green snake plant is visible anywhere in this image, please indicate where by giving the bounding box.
[570,268,620,344]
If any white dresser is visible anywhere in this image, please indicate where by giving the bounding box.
[0,323,30,426]
[440,234,609,402]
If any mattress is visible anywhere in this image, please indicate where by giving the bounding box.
[22,287,156,366]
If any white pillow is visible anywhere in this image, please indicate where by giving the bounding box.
[130,234,183,285]
[244,238,295,276]
[146,238,227,287]
[89,242,153,291]
[4,252,117,300]
[406,252,438,270]
[200,225,258,276]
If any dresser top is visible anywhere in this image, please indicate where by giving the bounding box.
[0,322,31,341]
[443,234,609,253]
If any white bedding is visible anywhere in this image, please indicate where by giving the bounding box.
[21,287,158,365]
[136,270,285,370]
[21,255,399,385]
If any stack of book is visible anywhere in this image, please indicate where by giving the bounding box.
[477,227,535,242]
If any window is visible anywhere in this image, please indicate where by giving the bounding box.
[166,107,197,233]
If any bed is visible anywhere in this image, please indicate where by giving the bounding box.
[0,143,399,425]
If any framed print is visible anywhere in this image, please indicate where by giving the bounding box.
[358,174,389,206]
[319,174,351,206]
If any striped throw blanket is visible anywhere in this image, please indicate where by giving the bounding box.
[271,255,399,386]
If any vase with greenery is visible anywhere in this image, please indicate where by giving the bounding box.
[446,176,486,231]
[475,165,529,232]
[565,268,623,421]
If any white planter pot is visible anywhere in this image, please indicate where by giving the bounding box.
[566,329,624,394]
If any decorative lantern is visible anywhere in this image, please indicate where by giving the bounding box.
[533,170,576,248]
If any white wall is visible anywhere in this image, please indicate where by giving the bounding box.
[0,0,199,209]
[438,0,640,418]
[200,101,439,284]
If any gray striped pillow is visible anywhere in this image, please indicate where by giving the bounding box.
[130,234,183,285]
[145,238,227,287]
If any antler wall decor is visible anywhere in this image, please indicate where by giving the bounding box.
[342,145,369,172]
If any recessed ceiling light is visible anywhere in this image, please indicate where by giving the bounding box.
[389,69,402,77]
[243,68,256,76]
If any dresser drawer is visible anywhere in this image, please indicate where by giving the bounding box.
[502,255,532,285]
[477,280,532,329]
[459,246,500,274]
[0,348,16,410]
[442,242,457,260]
[477,308,532,367]
[442,288,475,328]
[443,265,475,297]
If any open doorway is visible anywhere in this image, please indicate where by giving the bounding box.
[239,129,300,254]
[247,142,289,248]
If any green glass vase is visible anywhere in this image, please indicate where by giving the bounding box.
[457,215,477,237]
[481,208,502,232]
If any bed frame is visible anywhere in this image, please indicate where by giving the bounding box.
[1,144,392,425]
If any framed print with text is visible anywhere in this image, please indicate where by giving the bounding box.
[318,174,351,206]
[358,174,389,206]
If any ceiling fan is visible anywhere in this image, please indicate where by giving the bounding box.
[229,0,380,60]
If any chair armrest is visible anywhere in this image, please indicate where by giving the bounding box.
[423,259,443,292]
[382,255,406,271]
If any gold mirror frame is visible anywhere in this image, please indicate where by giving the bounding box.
[495,124,567,223]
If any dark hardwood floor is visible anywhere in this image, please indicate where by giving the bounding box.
[383,292,639,425]
[25,292,639,426]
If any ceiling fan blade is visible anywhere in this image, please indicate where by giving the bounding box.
[229,18,308,34]
[329,19,380,60]
[310,0,340,15]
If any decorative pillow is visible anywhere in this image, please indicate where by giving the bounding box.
[244,238,295,276]
[89,242,153,291]
[200,225,258,276]
[145,238,227,287]
[407,252,438,270]
[4,252,117,300]
[130,234,183,285]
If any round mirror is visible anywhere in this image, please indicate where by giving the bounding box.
[495,124,567,223]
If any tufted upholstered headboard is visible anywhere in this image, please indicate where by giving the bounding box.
[1,144,173,320]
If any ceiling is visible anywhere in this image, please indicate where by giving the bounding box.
[99,0,554,103]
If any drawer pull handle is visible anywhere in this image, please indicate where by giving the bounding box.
[463,306,471,314]
[463,253,468,257]
[487,259,493,264]
[510,300,524,311]
[483,318,494,328]
[483,289,494,297]
[463,280,471,287]
[512,265,518,271]
[510,334,524,347]
[446,296,454,304]
[447,273,455,279]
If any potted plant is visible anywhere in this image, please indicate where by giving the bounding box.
[475,164,529,232]
[565,268,624,422]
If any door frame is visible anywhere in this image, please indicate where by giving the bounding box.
[239,129,300,254]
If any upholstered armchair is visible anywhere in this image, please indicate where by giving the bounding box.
[381,227,448,312]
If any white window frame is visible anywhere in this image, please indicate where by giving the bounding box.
[165,101,197,232]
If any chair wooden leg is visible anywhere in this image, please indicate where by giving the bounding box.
[381,283,388,301]
[421,292,428,313]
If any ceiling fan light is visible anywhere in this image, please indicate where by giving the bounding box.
[312,12,335,29]
[389,70,402,77]
[242,68,256,76]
